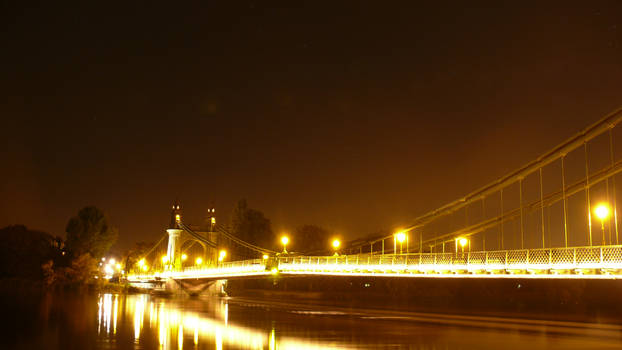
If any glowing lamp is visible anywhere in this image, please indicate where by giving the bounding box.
[332,239,341,249]
[395,232,407,243]
[595,204,610,220]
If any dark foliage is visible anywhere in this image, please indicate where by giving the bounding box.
[0,225,61,280]
[294,225,333,254]
[65,206,118,259]
[230,199,275,250]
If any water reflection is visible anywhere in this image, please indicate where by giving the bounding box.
[5,291,622,349]
[96,293,355,350]
[97,294,117,335]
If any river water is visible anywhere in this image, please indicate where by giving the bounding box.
[3,292,622,349]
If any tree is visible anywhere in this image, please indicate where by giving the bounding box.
[43,253,98,287]
[122,241,154,273]
[65,206,118,260]
[0,225,60,280]
[294,225,332,254]
[230,199,275,250]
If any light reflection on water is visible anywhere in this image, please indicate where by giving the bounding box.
[96,293,355,350]
[6,291,622,349]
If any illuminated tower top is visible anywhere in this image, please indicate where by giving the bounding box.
[169,200,182,229]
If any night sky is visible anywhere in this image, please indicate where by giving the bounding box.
[2,2,621,251]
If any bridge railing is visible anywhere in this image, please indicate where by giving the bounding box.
[129,245,622,281]
[276,245,622,273]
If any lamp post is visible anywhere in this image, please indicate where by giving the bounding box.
[281,236,290,253]
[594,203,610,245]
[456,237,468,253]
[332,239,341,256]
[395,232,406,254]
[218,250,227,263]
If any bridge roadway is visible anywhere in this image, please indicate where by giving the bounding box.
[127,244,622,283]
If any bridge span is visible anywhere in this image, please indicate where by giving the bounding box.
[127,108,622,287]
[128,244,622,283]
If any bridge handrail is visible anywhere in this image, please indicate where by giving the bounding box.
[276,245,622,270]
[128,245,622,281]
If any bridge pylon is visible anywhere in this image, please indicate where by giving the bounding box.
[166,200,183,270]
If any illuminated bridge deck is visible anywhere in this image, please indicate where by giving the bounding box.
[128,245,622,282]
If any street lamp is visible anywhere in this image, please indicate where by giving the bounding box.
[456,237,468,253]
[262,254,269,260]
[218,250,227,262]
[332,239,341,255]
[594,203,610,245]
[195,257,203,265]
[281,235,290,253]
[181,253,188,261]
[395,231,406,254]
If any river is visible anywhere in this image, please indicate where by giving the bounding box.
[3,292,622,349]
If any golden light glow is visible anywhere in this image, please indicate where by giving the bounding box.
[162,255,169,263]
[127,245,622,282]
[109,258,116,265]
[196,257,203,265]
[595,203,610,220]
[138,258,145,267]
[262,254,269,260]
[218,250,227,262]
[115,263,122,270]
[332,239,341,249]
[141,265,149,271]
[281,236,289,245]
[175,214,181,222]
[395,232,407,243]
[211,217,216,224]
[118,294,359,350]
[181,253,188,261]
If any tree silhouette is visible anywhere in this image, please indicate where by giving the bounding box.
[294,225,333,254]
[230,199,274,251]
[65,206,118,259]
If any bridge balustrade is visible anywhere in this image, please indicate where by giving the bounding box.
[128,245,622,282]
[275,245,622,276]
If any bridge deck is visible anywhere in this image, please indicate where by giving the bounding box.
[128,245,622,282]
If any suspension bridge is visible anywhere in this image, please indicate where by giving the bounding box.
[128,107,622,287]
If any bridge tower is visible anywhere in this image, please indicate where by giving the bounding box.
[166,200,183,270]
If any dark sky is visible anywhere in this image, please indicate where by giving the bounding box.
[2,1,621,251]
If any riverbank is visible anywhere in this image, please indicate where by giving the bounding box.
[0,278,144,295]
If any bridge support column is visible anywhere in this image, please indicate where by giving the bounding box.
[166,228,182,270]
